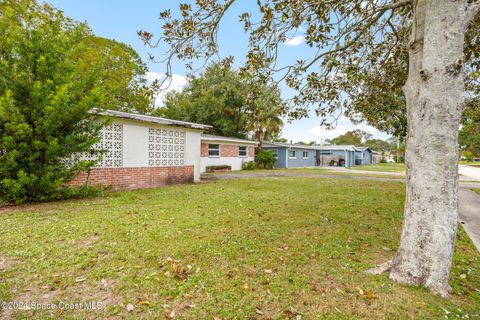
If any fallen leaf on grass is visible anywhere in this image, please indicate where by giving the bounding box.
[264,269,273,274]
[243,283,250,290]
[363,290,377,299]
[165,310,176,319]
[284,310,300,319]
[138,299,150,305]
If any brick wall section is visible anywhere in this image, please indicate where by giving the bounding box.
[69,166,194,191]
[248,146,255,157]
[201,143,209,157]
[202,142,256,157]
[220,144,239,157]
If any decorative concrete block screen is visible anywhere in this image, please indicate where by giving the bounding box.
[147,128,186,167]
[80,123,123,168]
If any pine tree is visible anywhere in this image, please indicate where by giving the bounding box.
[0,0,105,202]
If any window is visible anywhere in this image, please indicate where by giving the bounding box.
[271,149,278,159]
[302,151,309,159]
[289,150,296,159]
[239,146,247,157]
[208,144,220,157]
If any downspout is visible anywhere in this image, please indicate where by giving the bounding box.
[344,148,348,168]
[286,147,289,169]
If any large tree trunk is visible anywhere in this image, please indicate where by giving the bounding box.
[389,0,479,298]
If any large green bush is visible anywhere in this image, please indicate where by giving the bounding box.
[0,1,108,203]
[255,150,276,169]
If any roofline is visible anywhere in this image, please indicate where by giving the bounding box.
[263,142,373,152]
[91,109,213,130]
[201,135,258,145]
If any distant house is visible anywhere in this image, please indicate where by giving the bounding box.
[263,142,373,168]
[263,142,318,168]
[372,151,382,164]
[200,134,257,172]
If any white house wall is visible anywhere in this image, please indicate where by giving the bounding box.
[200,155,254,172]
[107,119,202,182]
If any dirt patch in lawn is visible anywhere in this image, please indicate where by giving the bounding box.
[0,256,20,271]
[3,278,122,320]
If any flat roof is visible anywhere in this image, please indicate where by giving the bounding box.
[92,109,212,130]
[201,134,258,145]
[263,142,319,150]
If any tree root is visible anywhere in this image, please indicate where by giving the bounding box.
[366,259,393,275]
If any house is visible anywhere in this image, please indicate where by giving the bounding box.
[372,151,382,164]
[354,147,373,165]
[263,142,373,168]
[69,110,211,190]
[263,142,318,168]
[200,134,257,172]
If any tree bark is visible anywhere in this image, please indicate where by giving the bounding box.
[389,0,479,298]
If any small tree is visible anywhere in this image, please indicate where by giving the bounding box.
[0,0,107,203]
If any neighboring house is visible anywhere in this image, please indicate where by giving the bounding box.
[354,147,373,165]
[263,142,373,168]
[69,110,211,190]
[372,151,382,164]
[263,142,318,168]
[200,134,257,172]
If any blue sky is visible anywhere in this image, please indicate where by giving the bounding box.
[45,0,390,142]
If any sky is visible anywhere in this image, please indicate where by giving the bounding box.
[45,0,391,142]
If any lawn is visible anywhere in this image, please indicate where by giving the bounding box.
[0,178,479,319]
[346,163,405,173]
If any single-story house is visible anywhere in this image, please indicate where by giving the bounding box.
[263,142,373,168]
[200,134,257,172]
[372,151,382,164]
[69,110,212,190]
[354,147,373,165]
[263,142,319,168]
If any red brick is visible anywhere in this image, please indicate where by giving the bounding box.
[69,166,194,191]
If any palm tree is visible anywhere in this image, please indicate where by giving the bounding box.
[246,84,284,149]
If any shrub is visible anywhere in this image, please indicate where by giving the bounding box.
[242,161,256,170]
[380,157,387,163]
[463,151,474,161]
[255,150,276,169]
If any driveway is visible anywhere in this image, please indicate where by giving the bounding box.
[459,165,480,181]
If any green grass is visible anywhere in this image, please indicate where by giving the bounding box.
[473,189,480,196]
[346,163,405,173]
[460,161,480,168]
[0,178,479,319]
[222,167,405,179]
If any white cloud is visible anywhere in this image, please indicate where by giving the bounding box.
[308,121,385,142]
[284,35,304,46]
[145,72,188,107]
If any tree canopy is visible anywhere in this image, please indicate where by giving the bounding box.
[0,0,152,202]
[75,37,154,114]
[157,63,284,141]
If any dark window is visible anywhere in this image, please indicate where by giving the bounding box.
[208,144,220,156]
[239,146,247,157]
